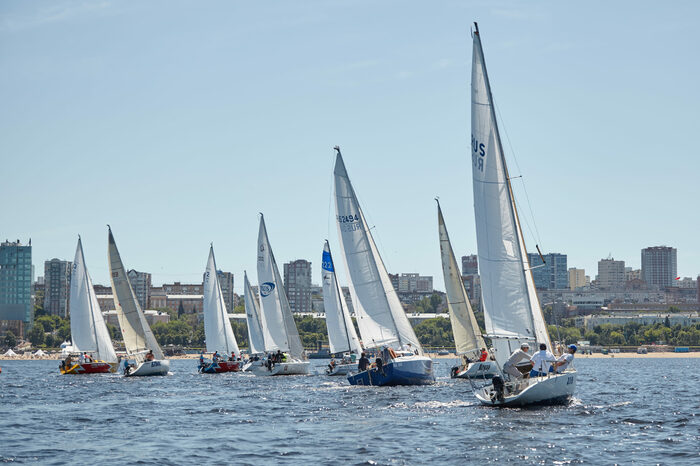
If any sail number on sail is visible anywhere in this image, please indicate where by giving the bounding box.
[337,214,363,232]
[471,135,486,172]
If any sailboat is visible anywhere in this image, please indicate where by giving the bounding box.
[248,214,310,376]
[321,240,362,376]
[468,23,576,405]
[200,245,241,373]
[108,227,170,377]
[240,271,266,372]
[435,202,498,380]
[60,237,118,374]
[333,147,434,386]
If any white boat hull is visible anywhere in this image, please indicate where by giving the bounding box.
[475,370,577,406]
[248,360,310,376]
[326,363,356,376]
[452,361,499,379]
[126,359,170,377]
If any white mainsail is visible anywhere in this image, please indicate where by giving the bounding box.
[203,246,240,357]
[244,271,266,355]
[333,148,422,353]
[108,227,164,361]
[436,202,486,356]
[69,237,117,363]
[322,241,362,355]
[471,26,552,364]
[256,214,305,359]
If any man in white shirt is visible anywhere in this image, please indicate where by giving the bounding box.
[529,343,555,377]
[555,344,577,372]
[503,343,532,379]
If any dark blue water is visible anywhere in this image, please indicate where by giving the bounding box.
[1,358,698,464]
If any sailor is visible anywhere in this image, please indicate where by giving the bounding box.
[276,350,282,363]
[78,353,85,364]
[529,343,555,377]
[212,351,220,362]
[358,352,370,372]
[145,350,155,361]
[479,348,488,362]
[199,353,205,367]
[503,343,531,379]
[123,358,131,375]
[555,344,577,372]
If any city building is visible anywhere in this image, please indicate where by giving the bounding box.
[127,269,151,310]
[527,253,568,290]
[625,267,642,282]
[43,259,72,318]
[568,268,588,290]
[103,309,170,327]
[397,273,433,293]
[597,258,626,290]
[461,255,478,276]
[283,259,312,313]
[0,239,33,336]
[462,274,481,304]
[641,246,677,289]
[216,271,234,311]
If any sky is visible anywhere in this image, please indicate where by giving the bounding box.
[2,1,699,294]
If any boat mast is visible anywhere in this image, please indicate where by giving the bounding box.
[472,22,541,340]
[326,240,354,353]
[80,236,102,357]
[334,145,403,349]
[211,245,230,356]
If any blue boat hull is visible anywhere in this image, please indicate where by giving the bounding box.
[347,356,435,386]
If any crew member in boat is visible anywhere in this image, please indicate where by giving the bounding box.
[479,348,488,362]
[212,351,220,362]
[199,352,205,367]
[275,350,283,363]
[529,343,555,377]
[123,358,132,375]
[358,352,370,372]
[145,350,155,361]
[554,344,576,372]
[503,343,531,379]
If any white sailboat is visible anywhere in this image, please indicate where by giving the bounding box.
[333,147,434,386]
[240,271,266,372]
[200,245,241,373]
[321,240,362,376]
[108,227,170,376]
[249,214,309,376]
[61,237,118,375]
[436,202,498,380]
[469,23,576,405]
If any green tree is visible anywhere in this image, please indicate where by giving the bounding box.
[413,317,454,348]
[4,331,17,348]
[27,322,45,346]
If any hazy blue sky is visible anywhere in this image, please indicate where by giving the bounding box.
[2,1,699,293]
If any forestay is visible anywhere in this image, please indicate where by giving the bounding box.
[470,27,551,363]
[244,271,266,355]
[333,148,422,353]
[321,241,362,355]
[437,203,485,356]
[256,215,305,360]
[70,237,117,363]
[108,228,164,361]
[203,246,240,357]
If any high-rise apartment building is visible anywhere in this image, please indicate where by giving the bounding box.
[283,259,312,313]
[568,268,588,290]
[625,267,642,282]
[641,246,677,289]
[127,269,151,310]
[0,240,33,335]
[527,253,568,289]
[461,255,478,276]
[398,273,433,293]
[216,271,234,311]
[44,259,72,318]
[597,258,626,290]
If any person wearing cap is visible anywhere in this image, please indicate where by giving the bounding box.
[555,344,577,372]
[503,343,532,379]
[529,343,555,377]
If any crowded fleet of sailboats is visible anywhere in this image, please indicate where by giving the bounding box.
[39,23,577,406]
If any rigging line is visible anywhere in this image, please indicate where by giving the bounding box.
[493,100,544,248]
[327,153,335,245]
